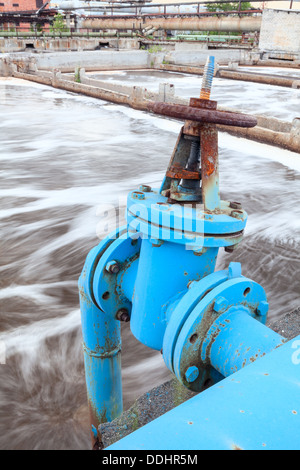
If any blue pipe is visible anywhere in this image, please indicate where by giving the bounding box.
[107,336,300,450]
[130,238,218,350]
[78,232,124,448]
[206,309,285,377]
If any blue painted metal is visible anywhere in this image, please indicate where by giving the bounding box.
[127,188,247,248]
[78,64,296,450]
[129,238,218,350]
[206,309,286,377]
[164,266,287,392]
[107,336,300,450]
[78,226,126,448]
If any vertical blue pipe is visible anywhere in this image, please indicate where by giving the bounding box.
[79,245,123,448]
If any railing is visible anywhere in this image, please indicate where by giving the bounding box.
[0,27,137,38]
[71,0,296,16]
[0,27,258,45]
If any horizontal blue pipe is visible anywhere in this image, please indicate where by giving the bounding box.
[107,336,300,450]
[204,310,286,377]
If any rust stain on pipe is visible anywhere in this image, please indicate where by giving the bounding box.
[200,123,220,211]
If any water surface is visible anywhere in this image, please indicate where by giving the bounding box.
[0,76,299,450]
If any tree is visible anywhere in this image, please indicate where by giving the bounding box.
[206,1,253,12]
[50,13,69,34]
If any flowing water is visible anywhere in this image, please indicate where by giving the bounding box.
[0,73,299,450]
[89,68,300,121]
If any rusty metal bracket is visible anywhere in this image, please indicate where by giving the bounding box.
[166,165,201,180]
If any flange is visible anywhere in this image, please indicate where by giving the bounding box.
[93,230,142,318]
[162,268,229,374]
[79,225,128,310]
[127,189,247,248]
[164,268,268,392]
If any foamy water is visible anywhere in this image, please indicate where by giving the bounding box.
[0,76,299,449]
[89,69,300,121]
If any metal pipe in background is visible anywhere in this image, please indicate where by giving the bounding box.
[81,16,262,32]
[78,240,123,449]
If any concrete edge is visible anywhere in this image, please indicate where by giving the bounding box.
[7,68,300,154]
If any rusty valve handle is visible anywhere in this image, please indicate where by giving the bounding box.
[147,102,257,128]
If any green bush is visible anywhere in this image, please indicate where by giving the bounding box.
[50,13,69,34]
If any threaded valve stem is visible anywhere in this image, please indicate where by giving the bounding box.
[200,56,215,100]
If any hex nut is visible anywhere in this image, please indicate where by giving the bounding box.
[116,308,130,322]
[139,184,152,192]
[256,300,269,316]
[229,201,242,210]
[230,210,244,219]
[185,366,199,383]
[214,296,229,313]
[228,261,242,279]
[132,191,145,200]
[105,260,120,274]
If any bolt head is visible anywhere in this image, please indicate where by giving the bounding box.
[214,296,229,314]
[139,184,152,192]
[256,300,269,317]
[185,366,199,383]
[230,201,242,210]
[225,244,239,253]
[116,308,130,322]
[230,210,244,219]
[228,261,242,279]
[105,260,120,274]
[132,191,145,200]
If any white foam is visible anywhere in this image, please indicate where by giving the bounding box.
[0,281,76,302]
[0,308,81,358]
[219,133,300,173]
[104,104,300,172]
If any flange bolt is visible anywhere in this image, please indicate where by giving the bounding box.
[229,201,242,210]
[132,191,145,200]
[116,308,130,322]
[185,366,199,383]
[105,260,120,274]
[256,300,269,317]
[214,296,229,314]
[139,184,152,192]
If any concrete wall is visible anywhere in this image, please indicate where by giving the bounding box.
[164,48,251,66]
[33,50,149,72]
[259,9,300,53]
[0,37,140,53]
